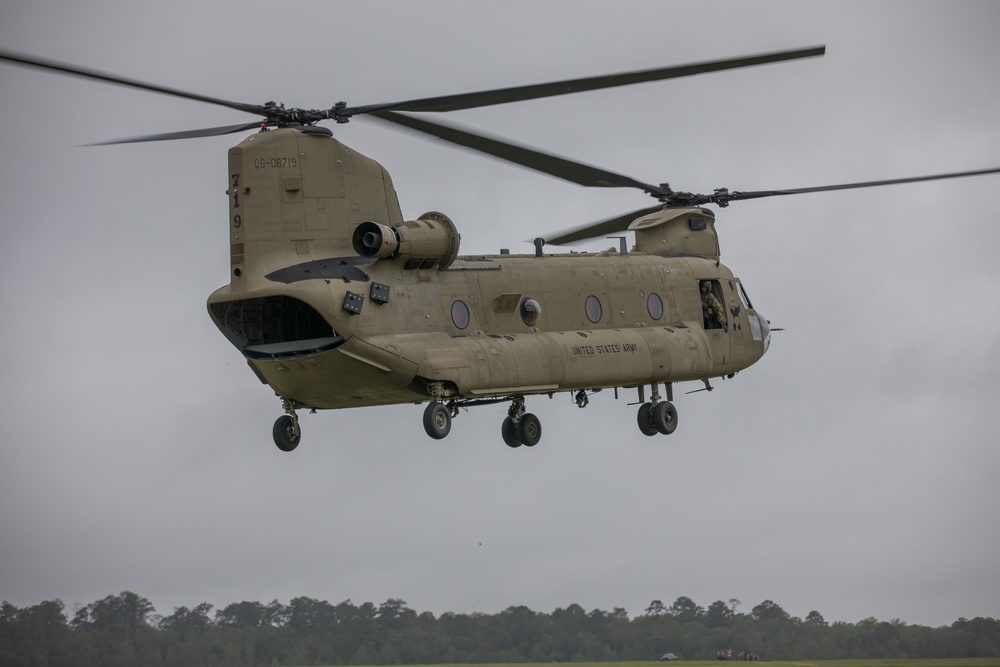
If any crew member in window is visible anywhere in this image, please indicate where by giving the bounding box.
[700,281,727,330]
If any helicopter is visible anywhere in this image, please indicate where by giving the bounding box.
[3,46,998,452]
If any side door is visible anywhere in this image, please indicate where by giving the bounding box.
[699,278,732,370]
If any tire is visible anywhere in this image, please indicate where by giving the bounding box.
[501,416,521,448]
[517,413,542,447]
[636,403,657,436]
[273,415,300,452]
[423,402,452,439]
[653,401,678,435]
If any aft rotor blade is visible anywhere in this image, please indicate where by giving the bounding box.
[546,206,665,245]
[721,167,1000,204]
[370,111,667,195]
[0,48,266,115]
[87,122,264,145]
[343,46,826,116]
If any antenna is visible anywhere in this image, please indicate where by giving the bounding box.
[607,236,628,255]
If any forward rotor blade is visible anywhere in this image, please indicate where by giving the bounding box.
[546,166,1000,243]
[87,122,264,145]
[546,206,665,245]
[370,111,667,195]
[343,46,826,117]
[0,48,266,115]
[720,167,1000,204]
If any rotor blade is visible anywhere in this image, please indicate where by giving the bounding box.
[720,166,1000,204]
[370,111,667,195]
[87,121,264,145]
[343,46,826,116]
[546,206,665,245]
[0,48,266,115]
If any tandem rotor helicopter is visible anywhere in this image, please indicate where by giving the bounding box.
[3,46,998,452]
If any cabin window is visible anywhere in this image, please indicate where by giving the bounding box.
[585,295,602,323]
[520,298,541,326]
[647,293,664,320]
[451,300,470,330]
[699,279,728,330]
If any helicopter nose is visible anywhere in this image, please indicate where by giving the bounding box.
[756,313,771,354]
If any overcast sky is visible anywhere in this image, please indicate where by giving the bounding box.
[1,0,998,630]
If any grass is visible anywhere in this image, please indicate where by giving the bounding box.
[353,661,1000,667]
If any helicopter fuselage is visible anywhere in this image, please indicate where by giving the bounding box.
[207,128,769,427]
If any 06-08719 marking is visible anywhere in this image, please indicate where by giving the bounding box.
[253,157,297,168]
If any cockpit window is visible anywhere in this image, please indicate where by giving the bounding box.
[736,280,753,309]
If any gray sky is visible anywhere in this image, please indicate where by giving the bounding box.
[1,0,998,630]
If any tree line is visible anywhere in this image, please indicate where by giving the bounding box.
[1,591,997,667]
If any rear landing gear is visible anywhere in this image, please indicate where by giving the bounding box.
[420,394,544,448]
[500,396,542,448]
[422,401,453,439]
[273,398,301,452]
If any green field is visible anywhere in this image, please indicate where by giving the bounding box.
[386,662,1000,667]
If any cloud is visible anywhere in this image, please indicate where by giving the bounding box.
[1,0,998,629]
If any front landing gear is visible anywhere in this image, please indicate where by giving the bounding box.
[273,398,301,452]
[635,383,678,437]
[637,400,676,435]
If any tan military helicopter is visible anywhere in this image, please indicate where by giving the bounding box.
[3,46,998,451]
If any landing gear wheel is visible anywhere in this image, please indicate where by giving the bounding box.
[636,403,658,436]
[423,401,452,439]
[501,416,521,448]
[652,401,678,435]
[517,413,542,447]
[273,415,301,452]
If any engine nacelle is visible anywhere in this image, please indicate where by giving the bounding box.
[352,211,461,270]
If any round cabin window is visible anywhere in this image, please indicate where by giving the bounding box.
[585,295,603,323]
[647,293,664,320]
[520,298,541,326]
[451,300,470,329]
